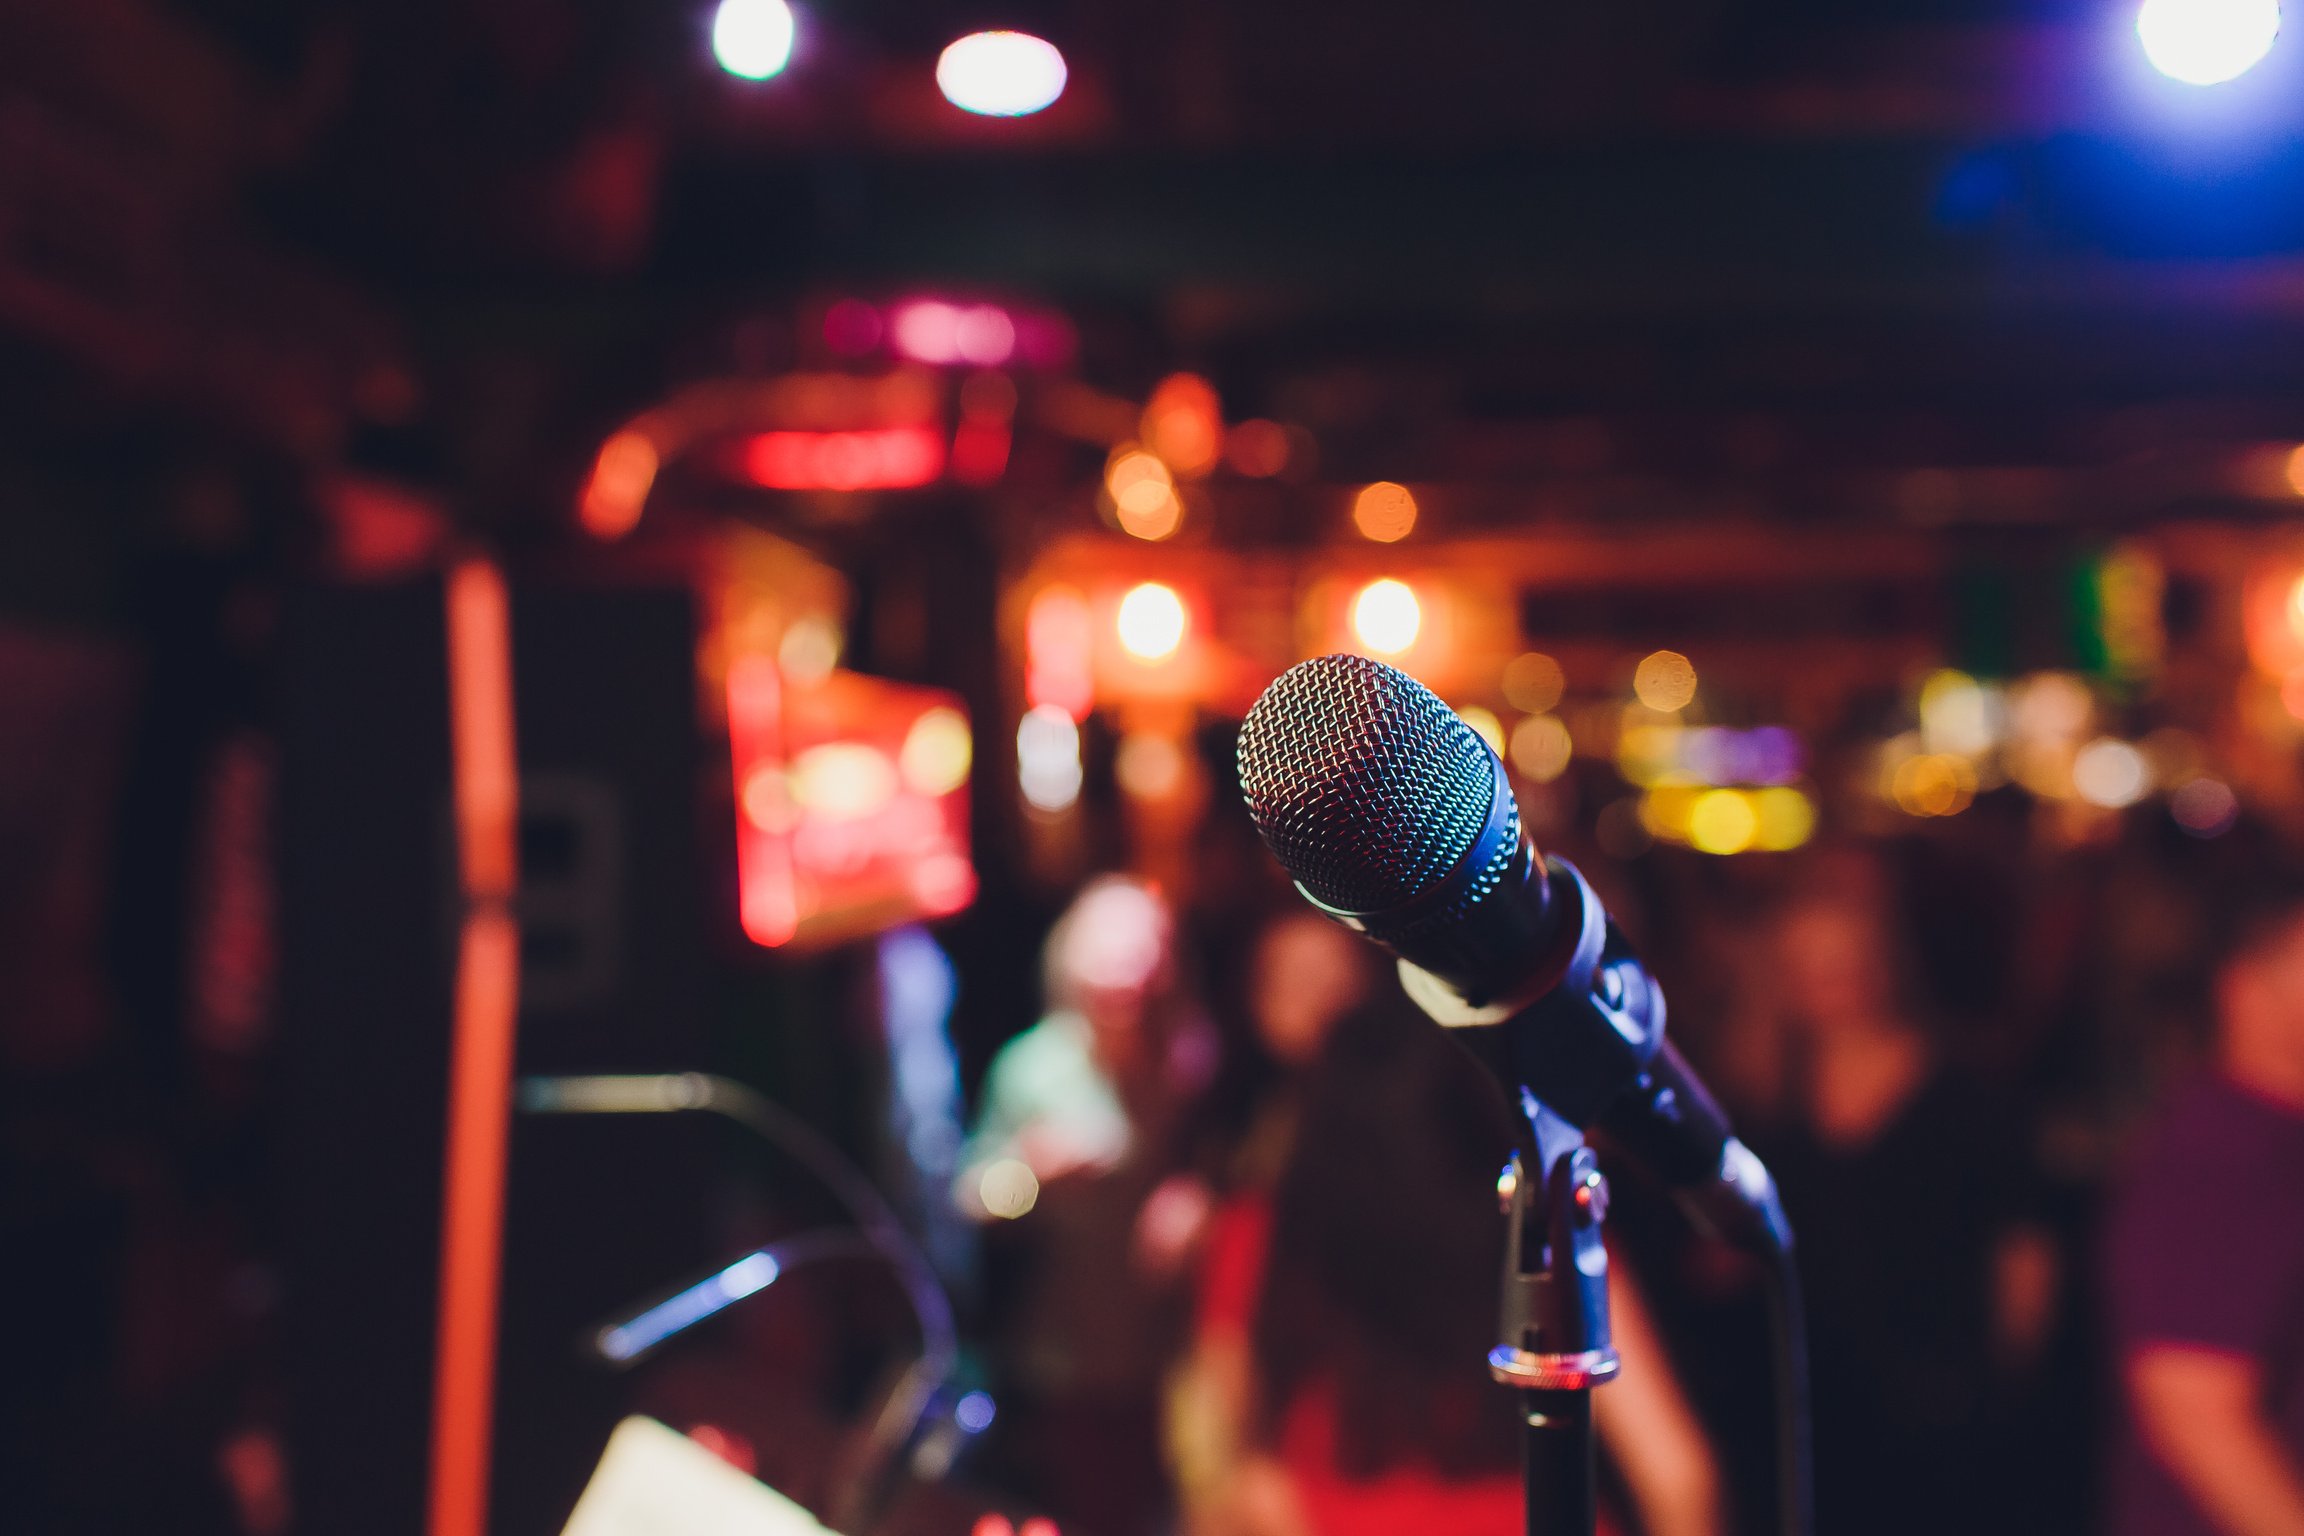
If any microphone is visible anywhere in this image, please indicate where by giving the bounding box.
[1237,652,1791,1257]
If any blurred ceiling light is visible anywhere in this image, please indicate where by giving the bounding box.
[1352,482,1418,543]
[1456,706,1504,756]
[1509,714,1574,782]
[2073,737,2150,808]
[1225,419,1292,478]
[712,0,797,80]
[1632,651,1698,713]
[2137,0,2281,83]
[900,707,974,797]
[1351,579,1421,655]
[1016,706,1082,812]
[1687,789,1759,855]
[937,31,1068,116]
[1502,652,1566,714]
[1115,582,1188,662]
[1143,375,1222,478]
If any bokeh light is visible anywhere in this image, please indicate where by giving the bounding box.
[1633,650,1698,712]
[1687,789,1759,854]
[2073,737,2150,808]
[2287,444,2304,497]
[1115,582,1188,661]
[578,429,659,540]
[1457,706,1504,755]
[1502,652,1566,714]
[1752,786,1817,851]
[900,707,973,797]
[1351,579,1421,655]
[1510,714,1574,782]
[1919,669,1998,757]
[1891,753,1978,817]
[1143,375,1222,478]
[1016,706,1082,812]
[713,0,796,79]
[2172,776,2241,836]
[2136,0,2281,84]
[937,31,1068,116]
[1106,446,1183,540]
[978,1158,1040,1219]
[1225,419,1292,478]
[1352,482,1418,543]
[1116,732,1187,800]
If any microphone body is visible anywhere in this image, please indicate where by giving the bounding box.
[1238,653,1790,1257]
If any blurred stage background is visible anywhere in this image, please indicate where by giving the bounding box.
[6,0,2304,1532]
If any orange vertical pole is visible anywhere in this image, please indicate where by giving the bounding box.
[429,560,522,1536]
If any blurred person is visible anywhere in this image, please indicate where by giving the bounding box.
[2108,875,2304,1536]
[1184,995,1724,1536]
[1754,852,2062,1536]
[1167,912,1379,1519]
[956,875,1214,1536]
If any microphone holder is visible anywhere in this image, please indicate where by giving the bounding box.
[1491,1103,1619,1536]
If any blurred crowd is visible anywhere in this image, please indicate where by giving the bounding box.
[952,820,2304,1536]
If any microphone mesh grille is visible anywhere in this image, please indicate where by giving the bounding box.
[1236,654,1497,914]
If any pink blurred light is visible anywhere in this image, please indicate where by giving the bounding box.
[743,427,945,490]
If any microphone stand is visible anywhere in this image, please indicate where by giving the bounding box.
[1490,1102,1618,1536]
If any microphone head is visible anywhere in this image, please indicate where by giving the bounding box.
[1236,653,1510,916]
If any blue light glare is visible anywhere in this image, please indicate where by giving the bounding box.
[2137,0,2281,85]
[597,1249,781,1362]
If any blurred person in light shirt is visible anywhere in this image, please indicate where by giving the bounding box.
[957,874,1215,1536]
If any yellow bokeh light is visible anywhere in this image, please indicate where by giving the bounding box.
[1351,579,1421,655]
[1687,789,1759,855]
[1457,706,1504,756]
[1639,783,1702,841]
[1752,786,1816,851]
[1510,714,1574,782]
[1616,723,1684,787]
[900,706,973,797]
[1918,669,1994,757]
[1352,482,1418,543]
[1502,652,1566,714]
[1633,650,1698,712]
[1116,582,1188,661]
[779,615,842,681]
